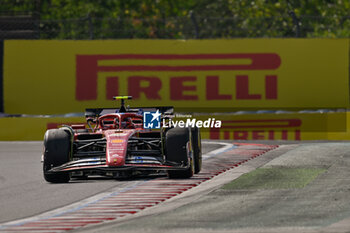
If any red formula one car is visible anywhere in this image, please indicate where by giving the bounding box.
[42,96,201,183]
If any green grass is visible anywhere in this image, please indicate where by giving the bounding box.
[222,167,326,190]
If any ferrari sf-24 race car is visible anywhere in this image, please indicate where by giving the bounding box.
[42,96,202,183]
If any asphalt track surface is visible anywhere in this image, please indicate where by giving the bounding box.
[0,141,221,224]
[1,141,350,233]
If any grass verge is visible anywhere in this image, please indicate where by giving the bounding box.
[223,167,326,190]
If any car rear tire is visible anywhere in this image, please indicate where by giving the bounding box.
[165,128,194,179]
[192,127,202,174]
[43,129,71,183]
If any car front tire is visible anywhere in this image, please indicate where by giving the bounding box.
[43,129,71,183]
[165,127,194,179]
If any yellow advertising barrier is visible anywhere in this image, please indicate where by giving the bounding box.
[0,117,84,141]
[3,39,349,115]
[196,112,346,141]
[0,112,348,141]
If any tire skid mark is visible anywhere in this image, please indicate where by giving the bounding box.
[0,143,277,233]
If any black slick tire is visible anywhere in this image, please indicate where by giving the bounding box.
[191,127,202,174]
[43,129,71,183]
[165,128,194,179]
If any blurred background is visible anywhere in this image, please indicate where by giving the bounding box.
[0,0,349,141]
[0,0,349,40]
